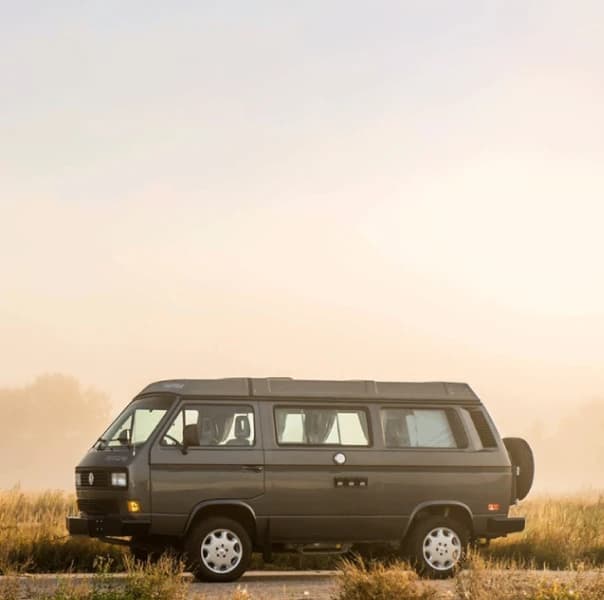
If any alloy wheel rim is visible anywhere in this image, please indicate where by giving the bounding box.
[422,526,461,571]
[200,528,243,574]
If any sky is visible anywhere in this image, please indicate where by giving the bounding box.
[1,1,604,484]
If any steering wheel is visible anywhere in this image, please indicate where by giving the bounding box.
[162,434,182,447]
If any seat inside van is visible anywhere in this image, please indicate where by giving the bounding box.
[226,415,251,446]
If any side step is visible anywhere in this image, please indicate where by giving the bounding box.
[288,543,352,555]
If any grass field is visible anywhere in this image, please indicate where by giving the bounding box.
[1,488,603,574]
[484,494,604,568]
[0,489,124,573]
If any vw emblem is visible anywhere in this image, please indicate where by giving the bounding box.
[88,472,95,486]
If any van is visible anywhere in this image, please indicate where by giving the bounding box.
[67,378,534,581]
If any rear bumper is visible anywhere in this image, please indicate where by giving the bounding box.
[485,516,525,537]
[67,515,150,538]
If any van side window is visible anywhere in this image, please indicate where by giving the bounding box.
[381,408,458,448]
[161,405,255,447]
[467,409,498,448]
[274,407,370,446]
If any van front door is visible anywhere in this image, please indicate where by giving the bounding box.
[149,401,264,536]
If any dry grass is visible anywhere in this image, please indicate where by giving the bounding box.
[486,495,604,568]
[456,554,604,600]
[1,488,604,576]
[331,556,604,600]
[0,556,188,600]
[0,488,124,573]
[333,559,438,600]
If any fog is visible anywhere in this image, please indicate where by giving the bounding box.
[0,374,601,492]
[0,375,110,490]
[1,3,604,493]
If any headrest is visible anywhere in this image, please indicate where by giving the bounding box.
[183,423,200,447]
[234,415,251,438]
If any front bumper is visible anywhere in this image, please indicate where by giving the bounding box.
[67,515,150,538]
[486,516,525,536]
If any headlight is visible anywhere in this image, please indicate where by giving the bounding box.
[111,472,128,487]
[75,472,82,487]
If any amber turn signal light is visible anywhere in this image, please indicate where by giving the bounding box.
[487,503,501,512]
[127,500,142,513]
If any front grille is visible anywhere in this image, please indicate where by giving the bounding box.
[77,469,110,488]
[78,499,120,515]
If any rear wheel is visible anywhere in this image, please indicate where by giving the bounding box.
[405,515,468,579]
[185,517,251,582]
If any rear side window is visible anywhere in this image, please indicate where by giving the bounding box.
[275,407,370,446]
[161,405,255,447]
[381,408,461,448]
[467,409,498,448]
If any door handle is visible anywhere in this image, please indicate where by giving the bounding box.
[241,465,263,473]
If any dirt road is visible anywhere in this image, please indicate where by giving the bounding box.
[1,570,448,599]
[3,569,597,599]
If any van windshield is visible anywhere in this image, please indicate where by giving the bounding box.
[95,396,174,450]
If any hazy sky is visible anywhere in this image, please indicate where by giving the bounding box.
[2,1,604,442]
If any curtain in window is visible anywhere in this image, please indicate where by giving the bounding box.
[275,410,288,441]
[216,413,235,444]
[305,409,337,444]
[357,412,369,442]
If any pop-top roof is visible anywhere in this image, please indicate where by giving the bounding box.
[139,378,480,404]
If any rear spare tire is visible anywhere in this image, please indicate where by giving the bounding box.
[503,437,534,501]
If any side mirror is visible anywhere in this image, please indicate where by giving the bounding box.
[118,429,131,446]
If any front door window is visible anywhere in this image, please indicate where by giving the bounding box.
[161,405,255,447]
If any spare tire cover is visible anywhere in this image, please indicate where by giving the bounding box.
[503,437,535,501]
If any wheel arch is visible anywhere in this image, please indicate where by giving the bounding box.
[184,500,258,543]
[403,501,474,540]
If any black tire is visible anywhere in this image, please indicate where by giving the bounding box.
[503,437,535,501]
[405,515,468,579]
[184,517,251,582]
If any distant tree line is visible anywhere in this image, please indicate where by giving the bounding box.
[0,374,110,489]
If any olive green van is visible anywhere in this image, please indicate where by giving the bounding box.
[67,378,533,581]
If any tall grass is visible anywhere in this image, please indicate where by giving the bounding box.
[1,488,604,573]
[456,554,604,600]
[486,495,604,568]
[334,558,604,600]
[0,488,123,573]
[334,559,438,600]
[0,556,187,600]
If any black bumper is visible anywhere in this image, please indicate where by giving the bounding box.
[67,515,150,538]
[486,516,525,536]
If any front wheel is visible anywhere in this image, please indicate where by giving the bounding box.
[185,517,251,582]
[405,515,468,579]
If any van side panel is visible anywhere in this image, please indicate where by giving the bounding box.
[256,402,512,544]
[260,448,399,542]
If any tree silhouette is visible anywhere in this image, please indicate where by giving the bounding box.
[0,374,110,489]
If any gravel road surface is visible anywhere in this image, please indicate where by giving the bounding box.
[3,569,598,600]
